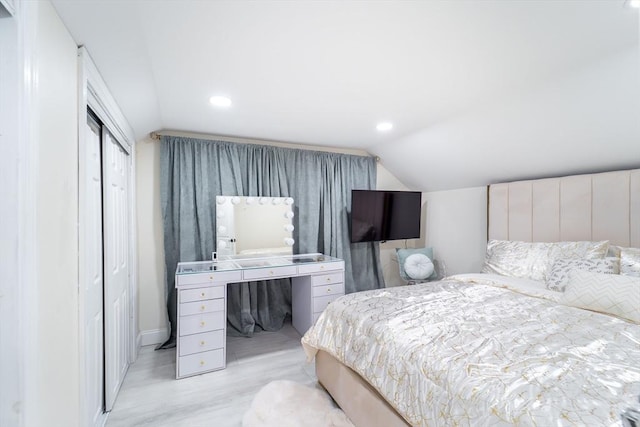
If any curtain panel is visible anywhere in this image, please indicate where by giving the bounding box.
[159,136,384,347]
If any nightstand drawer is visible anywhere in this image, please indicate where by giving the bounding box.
[179,311,225,336]
[180,298,224,316]
[311,272,343,287]
[180,286,225,303]
[243,265,298,281]
[179,330,224,356]
[312,283,344,297]
[313,294,342,313]
[178,349,224,377]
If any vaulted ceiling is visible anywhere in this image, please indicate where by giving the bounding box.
[52,0,640,191]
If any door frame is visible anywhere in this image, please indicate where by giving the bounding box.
[78,47,138,426]
[0,2,34,426]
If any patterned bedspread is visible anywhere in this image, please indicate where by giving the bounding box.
[301,274,640,426]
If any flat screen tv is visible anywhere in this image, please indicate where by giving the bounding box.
[350,190,421,243]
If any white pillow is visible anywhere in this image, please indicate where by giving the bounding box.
[620,247,640,277]
[404,254,434,280]
[481,240,609,282]
[560,269,640,324]
[546,257,619,292]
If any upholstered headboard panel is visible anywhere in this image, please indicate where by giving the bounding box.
[488,169,640,247]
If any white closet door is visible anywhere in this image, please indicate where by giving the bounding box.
[85,117,105,424]
[103,130,130,411]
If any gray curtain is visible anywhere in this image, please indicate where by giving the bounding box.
[159,136,384,347]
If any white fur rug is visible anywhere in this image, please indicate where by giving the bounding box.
[242,380,354,427]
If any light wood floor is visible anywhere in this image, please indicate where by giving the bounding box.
[106,322,317,427]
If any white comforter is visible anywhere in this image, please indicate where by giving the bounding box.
[301,274,640,426]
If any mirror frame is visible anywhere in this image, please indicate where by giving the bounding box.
[215,196,295,257]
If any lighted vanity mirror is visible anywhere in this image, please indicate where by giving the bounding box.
[215,196,295,257]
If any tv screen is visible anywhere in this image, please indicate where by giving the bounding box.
[350,190,421,243]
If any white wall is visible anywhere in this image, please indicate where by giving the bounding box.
[136,137,168,344]
[422,186,488,276]
[31,1,81,425]
[0,7,21,426]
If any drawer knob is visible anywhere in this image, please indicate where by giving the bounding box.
[269,270,274,275]
[200,292,206,297]
[209,275,213,280]
[327,288,331,293]
[200,341,205,346]
[320,266,325,270]
[326,278,331,282]
[200,305,206,311]
[200,360,205,366]
[200,321,206,327]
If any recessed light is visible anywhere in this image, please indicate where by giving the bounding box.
[376,122,393,132]
[630,0,640,8]
[209,96,232,108]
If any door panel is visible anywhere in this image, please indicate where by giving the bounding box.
[103,130,130,411]
[85,116,105,425]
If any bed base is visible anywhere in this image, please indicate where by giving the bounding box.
[315,350,410,427]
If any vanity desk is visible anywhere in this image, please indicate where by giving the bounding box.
[174,253,345,379]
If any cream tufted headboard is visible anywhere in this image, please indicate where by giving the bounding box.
[488,169,640,247]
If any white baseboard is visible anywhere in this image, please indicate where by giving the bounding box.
[138,328,169,347]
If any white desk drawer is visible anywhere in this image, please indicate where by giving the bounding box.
[180,311,225,336]
[177,270,242,286]
[312,283,344,298]
[180,298,224,316]
[298,261,344,275]
[243,265,298,281]
[313,312,322,324]
[179,330,224,356]
[311,272,343,287]
[178,349,224,377]
[180,286,224,303]
[313,294,342,313]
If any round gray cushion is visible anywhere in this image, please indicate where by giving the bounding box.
[404,254,434,280]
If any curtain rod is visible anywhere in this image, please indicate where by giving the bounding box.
[149,131,380,162]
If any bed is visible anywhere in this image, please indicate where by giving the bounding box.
[301,169,640,426]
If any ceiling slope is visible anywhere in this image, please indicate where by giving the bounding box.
[51,0,639,190]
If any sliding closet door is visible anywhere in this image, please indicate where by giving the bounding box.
[84,115,105,424]
[103,129,131,411]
